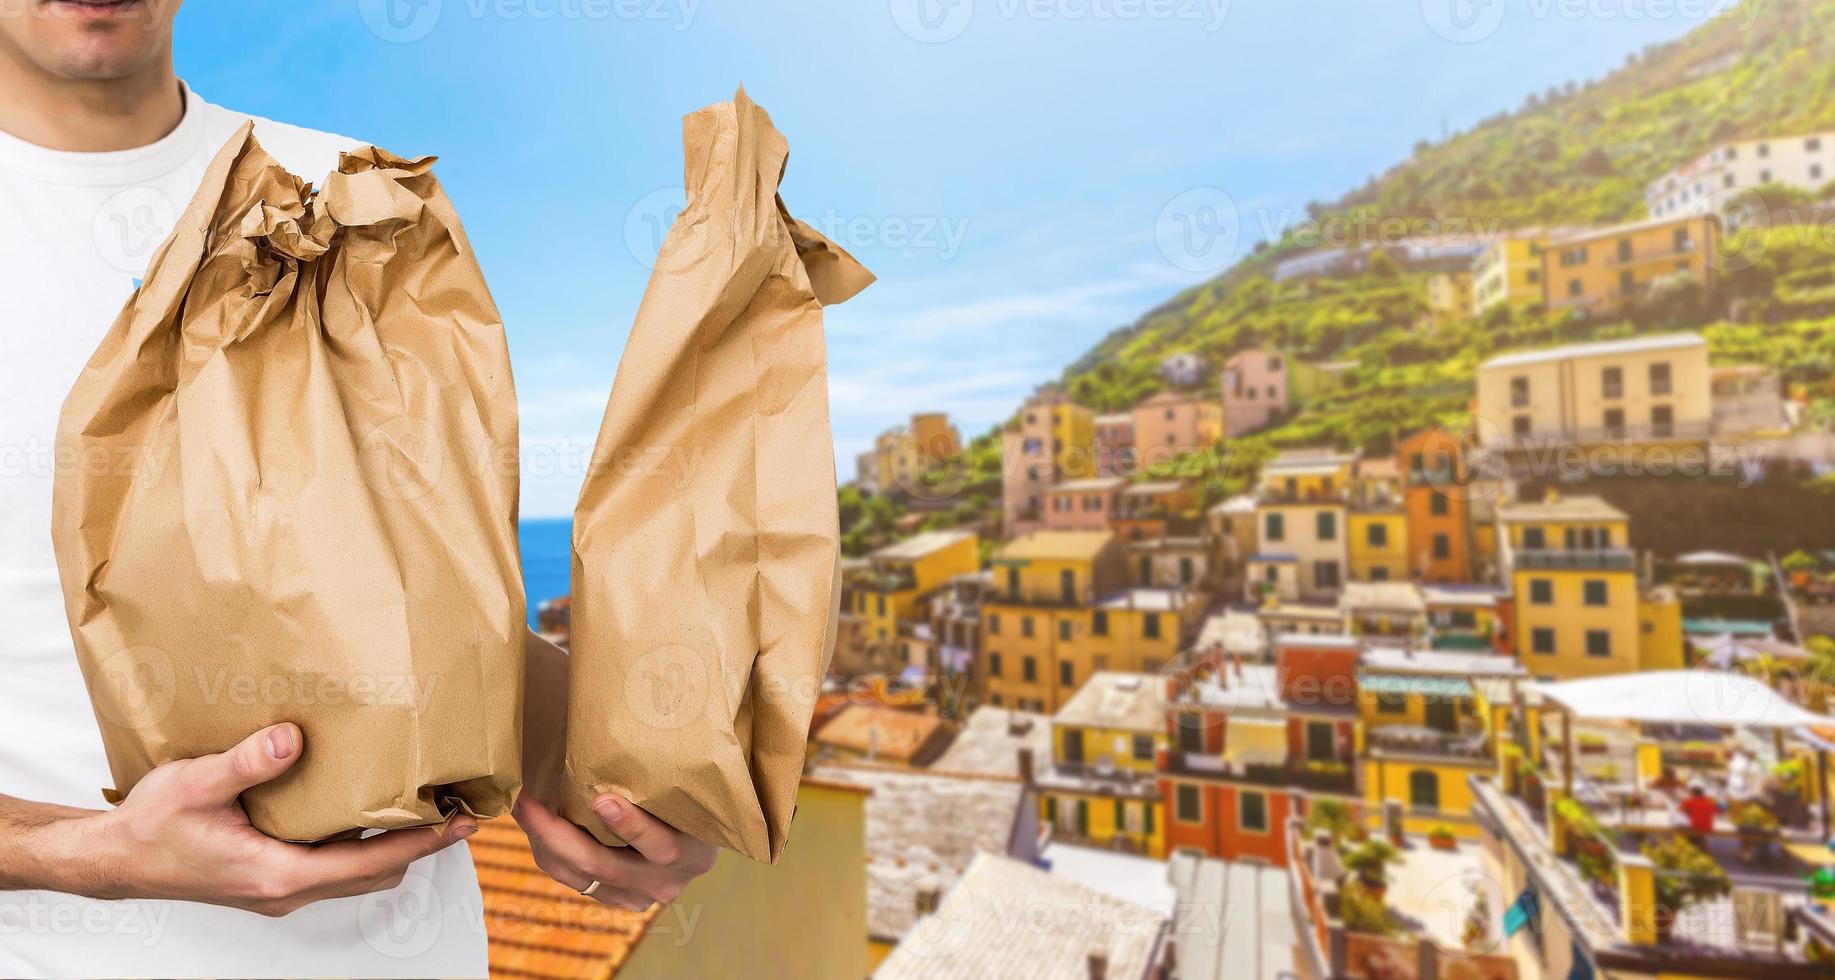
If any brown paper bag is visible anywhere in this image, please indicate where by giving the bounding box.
[51,124,525,842]
[564,89,872,863]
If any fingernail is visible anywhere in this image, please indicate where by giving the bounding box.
[266,725,296,760]
[453,822,478,841]
[595,798,624,823]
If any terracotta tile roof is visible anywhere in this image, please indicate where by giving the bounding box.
[472,818,659,980]
[812,704,947,763]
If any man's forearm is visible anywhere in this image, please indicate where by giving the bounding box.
[0,795,104,895]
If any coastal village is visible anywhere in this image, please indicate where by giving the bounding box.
[486,121,1835,979]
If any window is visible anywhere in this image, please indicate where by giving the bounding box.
[1306,722,1336,763]
[1144,803,1156,836]
[1649,362,1672,396]
[1523,527,1546,549]
[1144,614,1162,640]
[1044,796,1056,823]
[1313,561,1341,590]
[1316,511,1337,541]
[1059,661,1074,687]
[1022,616,1035,639]
[1264,513,1285,542]
[1617,239,1633,262]
[1568,278,1582,297]
[1760,168,1773,183]
[1092,610,1109,636]
[1584,580,1608,606]
[1758,142,1770,158]
[1510,376,1530,408]
[1532,628,1556,654]
[1618,270,1635,296]
[1370,566,1390,581]
[1366,522,1388,548]
[1451,610,1477,629]
[1809,137,1823,152]
[1179,557,1194,585]
[1673,227,1690,252]
[1378,691,1408,714]
[1530,579,1553,605]
[1652,405,1674,439]
[1814,164,1825,181]
[1432,534,1451,560]
[1138,556,1152,584]
[1409,770,1441,811]
[988,613,1000,636]
[1058,620,1072,642]
[1007,568,1021,597]
[1060,569,1076,605]
[1175,784,1202,823]
[1513,415,1531,437]
[1604,408,1626,439]
[876,594,887,616]
[1602,367,1623,399]
[1133,734,1155,762]
[1430,492,1449,517]
[1022,656,1038,681]
[988,652,1003,677]
[1239,791,1268,832]
[1586,630,1612,658]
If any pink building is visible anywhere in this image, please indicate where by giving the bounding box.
[1220,349,1288,438]
[1042,477,1126,532]
[1092,413,1136,476]
[1131,392,1223,463]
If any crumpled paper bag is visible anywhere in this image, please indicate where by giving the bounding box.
[564,89,872,863]
[52,123,524,842]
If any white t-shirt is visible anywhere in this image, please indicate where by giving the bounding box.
[0,84,488,980]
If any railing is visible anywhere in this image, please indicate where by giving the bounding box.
[1163,751,1358,794]
[1367,728,1491,761]
[1513,549,1636,572]
[1257,488,1348,505]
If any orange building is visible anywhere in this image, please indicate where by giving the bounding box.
[1397,428,1470,583]
[1130,392,1223,464]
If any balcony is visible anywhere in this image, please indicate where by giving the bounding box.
[1257,487,1348,505]
[1164,750,1358,794]
[1366,726,1490,761]
[1513,549,1636,572]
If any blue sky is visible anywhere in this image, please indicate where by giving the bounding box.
[174,0,1728,516]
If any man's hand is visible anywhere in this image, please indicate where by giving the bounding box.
[513,793,716,911]
[31,723,476,917]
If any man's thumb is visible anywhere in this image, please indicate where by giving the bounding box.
[194,723,302,800]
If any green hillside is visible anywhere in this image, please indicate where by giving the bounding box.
[1060,0,1835,452]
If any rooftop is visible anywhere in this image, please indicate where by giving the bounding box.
[472,818,659,979]
[1123,479,1189,497]
[1096,587,1189,612]
[996,530,1114,563]
[874,853,1165,980]
[813,705,948,763]
[1207,493,1258,516]
[1546,213,1714,244]
[1168,853,1299,980]
[1054,672,1166,733]
[1480,332,1706,372]
[1043,842,1177,911]
[1051,476,1128,494]
[1496,493,1627,523]
[1419,583,1507,607]
[929,707,1052,778]
[1339,581,1426,614]
[1262,450,1358,475]
[1359,646,1526,679]
[1194,609,1267,657]
[871,529,975,562]
[809,763,1028,945]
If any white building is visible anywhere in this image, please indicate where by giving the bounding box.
[1646,130,1835,219]
[1159,352,1205,388]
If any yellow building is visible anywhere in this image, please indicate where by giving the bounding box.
[1347,508,1409,582]
[1471,228,1557,316]
[1500,494,1643,680]
[1423,269,1473,326]
[1256,451,1356,600]
[1001,392,1097,534]
[1542,213,1721,316]
[982,531,1200,712]
[852,530,981,653]
[1358,649,1524,840]
[1475,332,1713,453]
[1637,586,1685,671]
[1036,672,1167,857]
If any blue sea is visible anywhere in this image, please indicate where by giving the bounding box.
[519,517,572,628]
